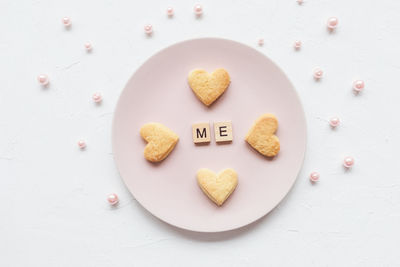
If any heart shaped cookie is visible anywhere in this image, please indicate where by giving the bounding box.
[245,113,280,157]
[197,168,238,206]
[140,122,179,162]
[188,68,230,106]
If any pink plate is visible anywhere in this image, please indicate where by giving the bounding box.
[112,38,306,232]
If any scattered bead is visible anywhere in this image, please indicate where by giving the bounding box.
[167,7,174,17]
[343,156,354,168]
[310,172,320,182]
[258,38,264,46]
[62,17,71,27]
[144,24,153,35]
[84,42,92,51]
[353,80,365,92]
[329,117,340,127]
[107,193,119,205]
[37,74,49,86]
[297,0,303,4]
[327,17,338,30]
[92,92,102,103]
[313,68,323,79]
[294,40,302,50]
[77,140,86,149]
[194,4,203,16]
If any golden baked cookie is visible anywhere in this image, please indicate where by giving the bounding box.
[188,68,230,106]
[245,113,280,157]
[196,168,238,206]
[140,122,179,162]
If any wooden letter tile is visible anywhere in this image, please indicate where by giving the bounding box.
[192,123,211,144]
[214,121,233,143]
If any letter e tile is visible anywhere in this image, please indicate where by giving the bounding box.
[214,121,233,143]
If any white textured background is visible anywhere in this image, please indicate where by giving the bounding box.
[1,0,400,266]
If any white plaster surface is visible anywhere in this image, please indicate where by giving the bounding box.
[1,0,400,266]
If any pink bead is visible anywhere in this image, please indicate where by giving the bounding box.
[353,80,365,92]
[62,17,71,27]
[92,92,102,103]
[77,140,86,149]
[310,172,320,182]
[329,117,340,127]
[313,68,323,79]
[258,38,264,46]
[144,24,153,35]
[167,7,174,17]
[294,40,302,49]
[327,17,338,30]
[37,74,49,86]
[107,193,119,205]
[84,42,92,51]
[297,0,303,4]
[343,156,354,168]
[194,4,203,15]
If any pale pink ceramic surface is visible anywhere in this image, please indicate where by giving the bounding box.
[112,38,307,232]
